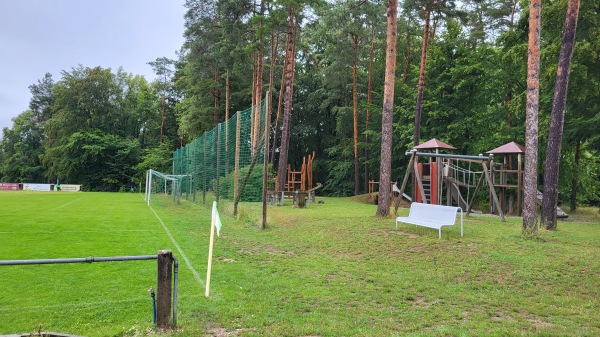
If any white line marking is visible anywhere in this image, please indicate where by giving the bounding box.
[53,197,85,210]
[149,205,206,287]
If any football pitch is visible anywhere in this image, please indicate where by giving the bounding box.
[1,191,599,336]
[0,191,211,336]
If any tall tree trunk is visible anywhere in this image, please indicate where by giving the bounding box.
[523,0,542,236]
[364,33,375,193]
[352,34,360,196]
[414,9,431,147]
[268,31,278,166]
[254,0,265,156]
[225,70,230,174]
[570,140,580,211]
[271,51,287,167]
[376,0,398,217]
[160,96,165,144]
[541,0,580,230]
[430,16,438,47]
[276,7,296,192]
[510,0,518,27]
[255,36,264,155]
[251,54,257,155]
[402,30,411,85]
[214,63,219,126]
[506,88,513,128]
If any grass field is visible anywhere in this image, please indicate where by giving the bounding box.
[0,191,599,336]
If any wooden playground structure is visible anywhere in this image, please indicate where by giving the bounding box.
[487,142,568,218]
[394,139,568,220]
[284,151,315,192]
[270,151,322,207]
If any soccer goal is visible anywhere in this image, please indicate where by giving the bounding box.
[145,169,191,206]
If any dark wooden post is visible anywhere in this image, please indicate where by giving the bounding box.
[157,250,172,328]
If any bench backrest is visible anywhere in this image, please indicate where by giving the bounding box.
[408,202,460,225]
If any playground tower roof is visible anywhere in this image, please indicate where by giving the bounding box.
[487,141,525,154]
[413,138,457,151]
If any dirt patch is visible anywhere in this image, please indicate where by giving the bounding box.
[205,327,255,337]
[489,312,516,323]
[394,231,419,239]
[407,295,440,308]
[525,314,553,330]
[238,245,296,256]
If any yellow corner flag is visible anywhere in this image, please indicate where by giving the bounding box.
[212,201,222,237]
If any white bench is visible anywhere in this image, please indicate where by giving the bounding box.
[395,202,463,238]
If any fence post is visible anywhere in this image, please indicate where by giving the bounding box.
[157,250,172,328]
[234,112,241,203]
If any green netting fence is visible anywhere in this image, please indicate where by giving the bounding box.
[172,97,273,207]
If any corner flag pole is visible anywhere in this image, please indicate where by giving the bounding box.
[206,201,222,297]
[205,209,216,297]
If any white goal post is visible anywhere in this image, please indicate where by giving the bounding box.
[145,169,191,206]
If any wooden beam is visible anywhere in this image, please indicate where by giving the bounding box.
[395,151,416,214]
[483,161,505,221]
[157,250,173,328]
[414,160,428,204]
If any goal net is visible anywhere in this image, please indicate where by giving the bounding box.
[144,169,191,206]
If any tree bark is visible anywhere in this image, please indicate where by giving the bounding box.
[523,0,541,236]
[214,63,219,126]
[160,96,165,144]
[225,70,230,174]
[276,7,296,192]
[376,0,398,217]
[352,33,360,196]
[364,33,375,193]
[268,31,278,166]
[541,0,580,230]
[402,30,411,85]
[251,55,256,154]
[271,48,287,167]
[255,39,264,155]
[414,9,431,147]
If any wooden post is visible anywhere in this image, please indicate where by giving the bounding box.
[216,124,221,202]
[234,112,241,203]
[517,153,523,215]
[466,170,485,215]
[262,91,271,229]
[193,141,197,202]
[203,138,207,204]
[225,72,230,175]
[483,161,505,221]
[395,150,416,214]
[413,161,428,204]
[489,155,494,214]
[157,250,172,328]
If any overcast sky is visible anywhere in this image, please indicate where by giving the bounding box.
[0,0,187,131]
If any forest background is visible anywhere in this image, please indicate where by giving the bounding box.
[0,0,598,209]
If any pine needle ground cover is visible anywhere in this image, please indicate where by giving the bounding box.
[0,191,598,336]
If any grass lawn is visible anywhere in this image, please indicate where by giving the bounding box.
[0,191,598,336]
